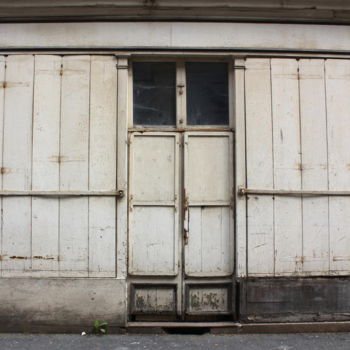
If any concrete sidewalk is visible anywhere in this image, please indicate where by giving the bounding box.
[0,333,350,350]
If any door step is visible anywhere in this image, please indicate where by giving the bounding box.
[126,321,350,334]
[127,321,238,328]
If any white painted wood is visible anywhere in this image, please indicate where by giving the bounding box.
[184,132,234,277]
[128,133,179,276]
[185,134,231,205]
[2,55,34,276]
[2,53,350,282]
[0,56,4,275]
[88,56,117,277]
[325,59,350,273]
[234,59,247,278]
[1,22,350,53]
[299,59,330,274]
[271,59,303,275]
[245,59,274,276]
[116,57,128,279]
[130,206,177,275]
[132,136,176,202]
[187,206,231,276]
[176,61,186,128]
[244,58,350,276]
[59,55,90,277]
[31,55,61,276]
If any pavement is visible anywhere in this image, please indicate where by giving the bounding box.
[0,333,350,350]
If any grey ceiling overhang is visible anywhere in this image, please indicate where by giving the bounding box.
[1,0,350,24]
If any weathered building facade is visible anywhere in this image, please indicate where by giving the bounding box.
[1,0,350,331]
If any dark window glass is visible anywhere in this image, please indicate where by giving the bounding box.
[186,62,229,125]
[133,62,176,126]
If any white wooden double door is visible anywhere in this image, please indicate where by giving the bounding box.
[128,131,234,319]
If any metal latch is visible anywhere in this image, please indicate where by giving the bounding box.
[184,228,189,245]
[0,190,125,198]
[183,190,189,245]
[177,84,185,95]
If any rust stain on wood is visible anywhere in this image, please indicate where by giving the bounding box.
[1,82,31,88]
[5,255,58,260]
[49,155,65,163]
[295,256,305,263]
[33,255,55,260]
[333,256,350,262]
[0,167,10,174]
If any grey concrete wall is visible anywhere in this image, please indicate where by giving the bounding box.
[0,278,126,332]
[1,22,350,53]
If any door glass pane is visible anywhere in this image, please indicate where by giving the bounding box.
[186,62,229,125]
[133,62,176,126]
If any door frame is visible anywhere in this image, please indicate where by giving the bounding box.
[126,56,239,321]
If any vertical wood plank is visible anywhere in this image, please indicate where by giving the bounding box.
[234,59,247,278]
[0,56,5,275]
[116,57,129,279]
[187,207,232,276]
[88,56,117,277]
[245,59,274,276]
[299,59,329,274]
[325,59,350,273]
[31,55,61,276]
[59,55,90,277]
[186,207,202,273]
[271,59,303,275]
[2,55,34,276]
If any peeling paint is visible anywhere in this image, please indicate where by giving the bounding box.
[135,295,147,310]
[189,288,227,313]
[33,255,55,260]
[190,294,201,309]
[1,82,30,88]
[48,155,65,163]
[297,163,303,171]
[2,255,58,261]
